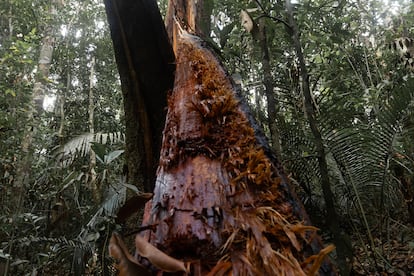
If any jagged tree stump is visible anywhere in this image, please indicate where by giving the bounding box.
[105,0,337,275]
[138,22,335,275]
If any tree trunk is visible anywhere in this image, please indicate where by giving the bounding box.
[8,5,13,39]
[285,1,352,275]
[88,56,100,203]
[258,17,282,156]
[56,70,68,144]
[6,1,58,274]
[104,0,175,192]
[56,3,80,146]
[106,0,337,275]
[13,3,56,206]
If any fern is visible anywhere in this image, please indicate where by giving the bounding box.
[78,182,127,241]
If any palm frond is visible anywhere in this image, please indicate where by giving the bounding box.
[55,131,125,167]
[323,77,414,222]
[78,182,127,242]
[279,122,321,204]
[72,180,127,275]
[279,74,414,233]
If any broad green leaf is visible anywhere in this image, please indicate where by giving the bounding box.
[104,149,124,164]
[91,142,107,163]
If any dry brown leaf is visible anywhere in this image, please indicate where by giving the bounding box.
[108,233,150,276]
[206,261,232,276]
[305,244,336,275]
[284,227,302,251]
[135,235,187,273]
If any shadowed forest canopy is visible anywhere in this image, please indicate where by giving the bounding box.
[0,0,414,275]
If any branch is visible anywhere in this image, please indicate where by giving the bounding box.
[253,0,291,30]
[255,14,291,30]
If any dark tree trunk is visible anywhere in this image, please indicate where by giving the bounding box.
[258,16,282,156]
[105,0,337,275]
[285,1,352,275]
[104,0,175,192]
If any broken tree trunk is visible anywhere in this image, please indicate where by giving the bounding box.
[104,0,175,192]
[138,21,335,275]
[106,0,337,275]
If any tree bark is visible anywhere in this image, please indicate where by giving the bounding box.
[106,0,337,275]
[13,2,56,205]
[258,17,282,156]
[285,1,352,275]
[104,0,175,192]
[57,70,68,144]
[6,1,59,274]
[88,56,99,203]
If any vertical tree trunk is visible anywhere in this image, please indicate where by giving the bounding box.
[141,20,335,275]
[6,1,59,274]
[195,0,214,37]
[88,56,99,203]
[11,2,56,216]
[165,0,213,43]
[258,17,282,156]
[106,0,337,275]
[13,9,56,204]
[57,71,68,143]
[8,6,13,39]
[104,0,175,192]
[56,3,81,146]
[285,1,352,275]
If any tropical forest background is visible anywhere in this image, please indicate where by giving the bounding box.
[1,0,414,274]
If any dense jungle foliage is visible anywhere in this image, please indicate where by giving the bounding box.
[1,0,413,274]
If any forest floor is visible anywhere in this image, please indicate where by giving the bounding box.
[351,220,414,275]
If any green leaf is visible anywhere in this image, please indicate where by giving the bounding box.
[5,89,16,97]
[104,149,124,165]
[85,232,100,242]
[0,249,10,260]
[11,259,30,266]
[122,183,139,194]
[91,142,107,163]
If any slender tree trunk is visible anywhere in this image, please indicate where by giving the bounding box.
[88,56,99,203]
[8,6,13,39]
[13,0,58,200]
[285,1,352,275]
[6,1,58,274]
[56,2,81,146]
[57,71,68,143]
[258,17,282,156]
[195,0,214,37]
[13,17,55,204]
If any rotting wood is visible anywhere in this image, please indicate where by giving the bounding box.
[105,0,337,274]
[137,20,337,275]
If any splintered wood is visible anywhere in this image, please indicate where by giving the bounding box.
[133,26,336,275]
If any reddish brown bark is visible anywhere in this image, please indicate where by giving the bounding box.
[106,0,337,275]
[137,20,336,275]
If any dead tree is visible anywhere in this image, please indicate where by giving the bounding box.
[104,0,337,275]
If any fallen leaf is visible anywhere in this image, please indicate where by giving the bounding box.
[135,235,187,273]
[108,233,151,276]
